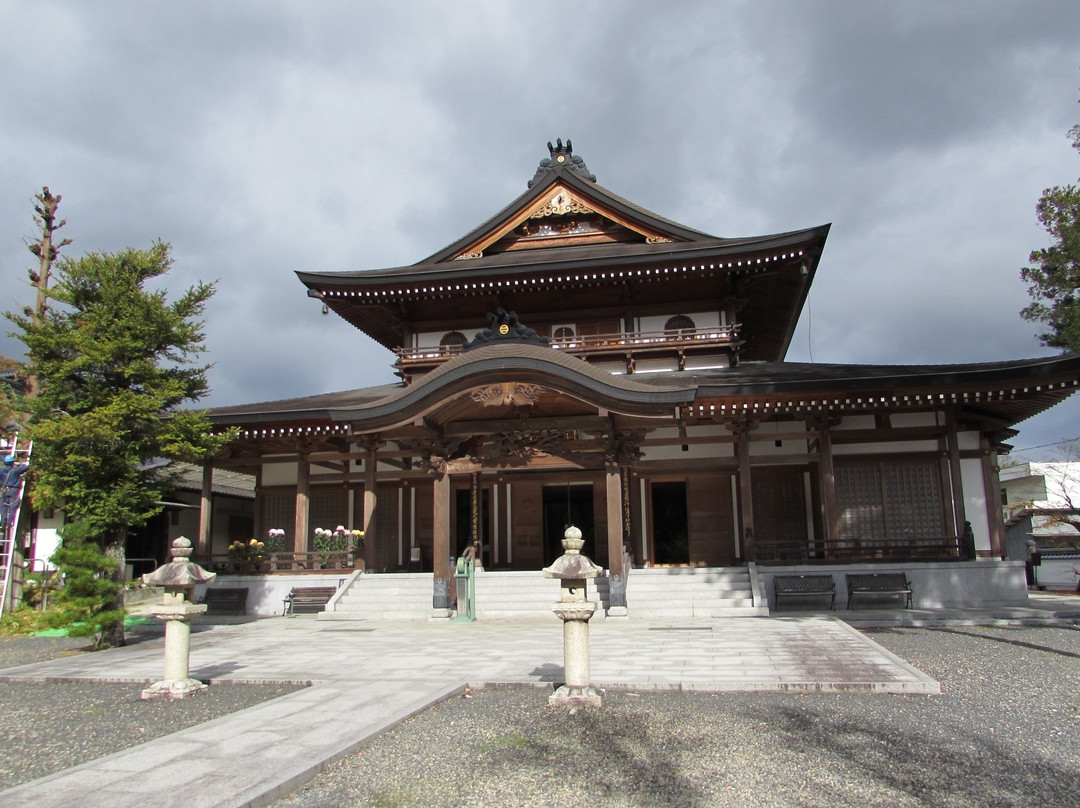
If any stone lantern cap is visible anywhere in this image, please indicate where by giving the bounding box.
[141,537,217,588]
[542,525,601,580]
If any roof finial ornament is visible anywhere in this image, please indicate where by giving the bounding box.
[547,138,573,158]
[529,138,596,188]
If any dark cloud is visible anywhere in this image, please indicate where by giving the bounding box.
[1,0,1078,457]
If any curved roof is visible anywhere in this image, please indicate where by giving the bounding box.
[210,346,1080,437]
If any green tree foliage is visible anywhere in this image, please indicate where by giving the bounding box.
[7,240,231,646]
[1021,124,1080,352]
[49,540,125,643]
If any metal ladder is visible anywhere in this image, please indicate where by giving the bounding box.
[0,437,33,618]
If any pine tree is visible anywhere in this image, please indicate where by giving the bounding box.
[1021,124,1080,352]
[7,240,230,647]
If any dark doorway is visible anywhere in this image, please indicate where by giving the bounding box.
[651,481,689,564]
[542,484,595,566]
[454,487,490,560]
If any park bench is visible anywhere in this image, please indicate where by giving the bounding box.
[845,573,913,610]
[773,574,835,610]
[199,587,248,615]
[283,586,338,616]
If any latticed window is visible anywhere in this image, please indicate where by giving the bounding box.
[262,492,295,550]
[440,331,466,348]
[261,489,351,548]
[836,459,945,540]
[310,489,349,533]
[664,315,695,335]
[753,472,806,547]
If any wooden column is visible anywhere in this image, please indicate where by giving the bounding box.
[945,411,966,536]
[294,457,310,554]
[811,416,839,547]
[197,463,213,558]
[605,462,626,610]
[363,445,378,571]
[432,472,451,610]
[470,472,481,567]
[981,437,1005,558]
[734,422,756,562]
[253,467,264,546]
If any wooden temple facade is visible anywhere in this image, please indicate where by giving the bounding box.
[205,140,1080,613]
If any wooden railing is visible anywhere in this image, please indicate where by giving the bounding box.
[756,536,968,565]
[394,324,741,366]
[200,551,356,575]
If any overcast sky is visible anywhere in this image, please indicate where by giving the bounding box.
[2,1,1079,459]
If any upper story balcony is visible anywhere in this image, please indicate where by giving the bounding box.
[393,323,742,382]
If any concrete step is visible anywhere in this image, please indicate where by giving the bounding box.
[321,572,432,621]
[319,567,766,621]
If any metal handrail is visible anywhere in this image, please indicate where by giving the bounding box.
[394,324,741,364]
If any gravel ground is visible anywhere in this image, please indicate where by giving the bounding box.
[271,622,1080,808]
[0,631,305,790]
[2,623,1079,806]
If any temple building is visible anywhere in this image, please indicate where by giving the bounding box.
[203,140,1080,617]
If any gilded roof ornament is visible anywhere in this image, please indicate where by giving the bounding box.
[528,138,597,187]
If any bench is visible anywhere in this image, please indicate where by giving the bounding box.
[774,574,835,610]
[200,587,248,615]
[283,586,338,616]
[846,573,913,610]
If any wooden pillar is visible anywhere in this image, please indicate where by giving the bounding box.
[294,457,310,554]
[470,472,481,567]
[812,416,839,547]
[945,411,966,536]
[432,472,451,611]
[733,423,756,562]
[605,462,626,611]
[253,467,264,545]
[198,463,213,558]
[981,437,1005,558]
[364,445,378,571]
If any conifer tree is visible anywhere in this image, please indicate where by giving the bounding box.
[7,239,229,647]
[1021,123,1080,352]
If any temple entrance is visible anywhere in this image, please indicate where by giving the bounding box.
[650,481,689,565]
[454,487,490,562]
[542,483,595,565]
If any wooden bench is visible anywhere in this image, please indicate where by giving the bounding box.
[774,574,835,610]
[200,587,248,615]
[846,573,913,610]
[283,586,338,616]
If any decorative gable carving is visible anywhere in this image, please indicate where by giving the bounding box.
[449,183,684,260]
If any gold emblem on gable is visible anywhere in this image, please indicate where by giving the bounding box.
[471,383,543,408]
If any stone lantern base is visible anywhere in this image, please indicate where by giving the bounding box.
[140,677,208,700]
[549,683,603,708]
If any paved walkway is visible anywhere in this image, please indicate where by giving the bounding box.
[1,593,1077,808]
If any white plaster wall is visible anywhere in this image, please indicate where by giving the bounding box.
[759,560,1029,609]
[834,415,876,431]
[683,356,730,370]
[890,412,940,428]
[1003,475,1049,506]
[961,457,992,553]
[1036,558,1079,590]
[194,573,350,617]
[262,462,297,487]
[958,431,981,451]
[633,358,678,373]
[637,311,720,332]
[833,441,938,455]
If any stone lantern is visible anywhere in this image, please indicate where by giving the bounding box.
[139,536,216,700]
[542,525,603,708]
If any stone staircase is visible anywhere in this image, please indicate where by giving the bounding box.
[318,572,434,621]
[623,565,769,619]
[473,570,608,620]
[319,565,767,621]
